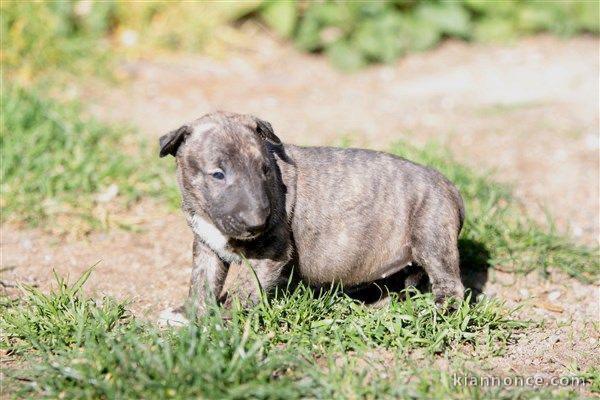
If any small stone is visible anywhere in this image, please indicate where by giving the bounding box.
[20,238,33,250]
[96,184,119,203]
[547,290,561,302]
[547,334,560,345]
[157,308,189,327]
[120,29,139,48]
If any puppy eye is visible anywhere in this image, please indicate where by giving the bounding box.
[210,170,225,180]
[262,164,270,175]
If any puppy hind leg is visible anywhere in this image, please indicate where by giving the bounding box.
[414,243,464,310]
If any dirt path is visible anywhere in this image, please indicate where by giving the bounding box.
[2,34,598,388]
[2,203,191,317]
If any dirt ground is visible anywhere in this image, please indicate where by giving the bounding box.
[2,32,599,385]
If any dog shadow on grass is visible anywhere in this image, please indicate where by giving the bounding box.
[457,238,492,300]
[339,237,492,305]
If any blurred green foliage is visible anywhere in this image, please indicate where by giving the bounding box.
[274,0,599,70]
[1,0,258,80]
[2,0,598,77]
[1,0,113,80]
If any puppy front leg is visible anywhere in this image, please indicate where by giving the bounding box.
[219,258,285,309]
[159,237,225,326]
[186,236,228,317]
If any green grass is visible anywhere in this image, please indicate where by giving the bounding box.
[581,367,600,394]
[0,272,521,399]
[249,285,523,356]
[0,268,127,355]
[1,84,179,231]
[2,272,593,399]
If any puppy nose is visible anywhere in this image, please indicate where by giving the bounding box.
[238,210,268,233]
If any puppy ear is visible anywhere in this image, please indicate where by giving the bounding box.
[254,117,282,145]
[159,125,192,158]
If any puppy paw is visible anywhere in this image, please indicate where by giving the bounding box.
[157,307,190,327]
[433,284,464,313]
[434,295,463,313]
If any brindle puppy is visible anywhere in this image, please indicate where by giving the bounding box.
[159,112,465,321]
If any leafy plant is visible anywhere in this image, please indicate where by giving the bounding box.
[260,0,599,70]
[1,1,258,79]
[3,1,597,77]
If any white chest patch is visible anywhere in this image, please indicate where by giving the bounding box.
[189,214,241,263]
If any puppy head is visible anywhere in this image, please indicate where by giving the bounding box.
[159,112,281,240]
